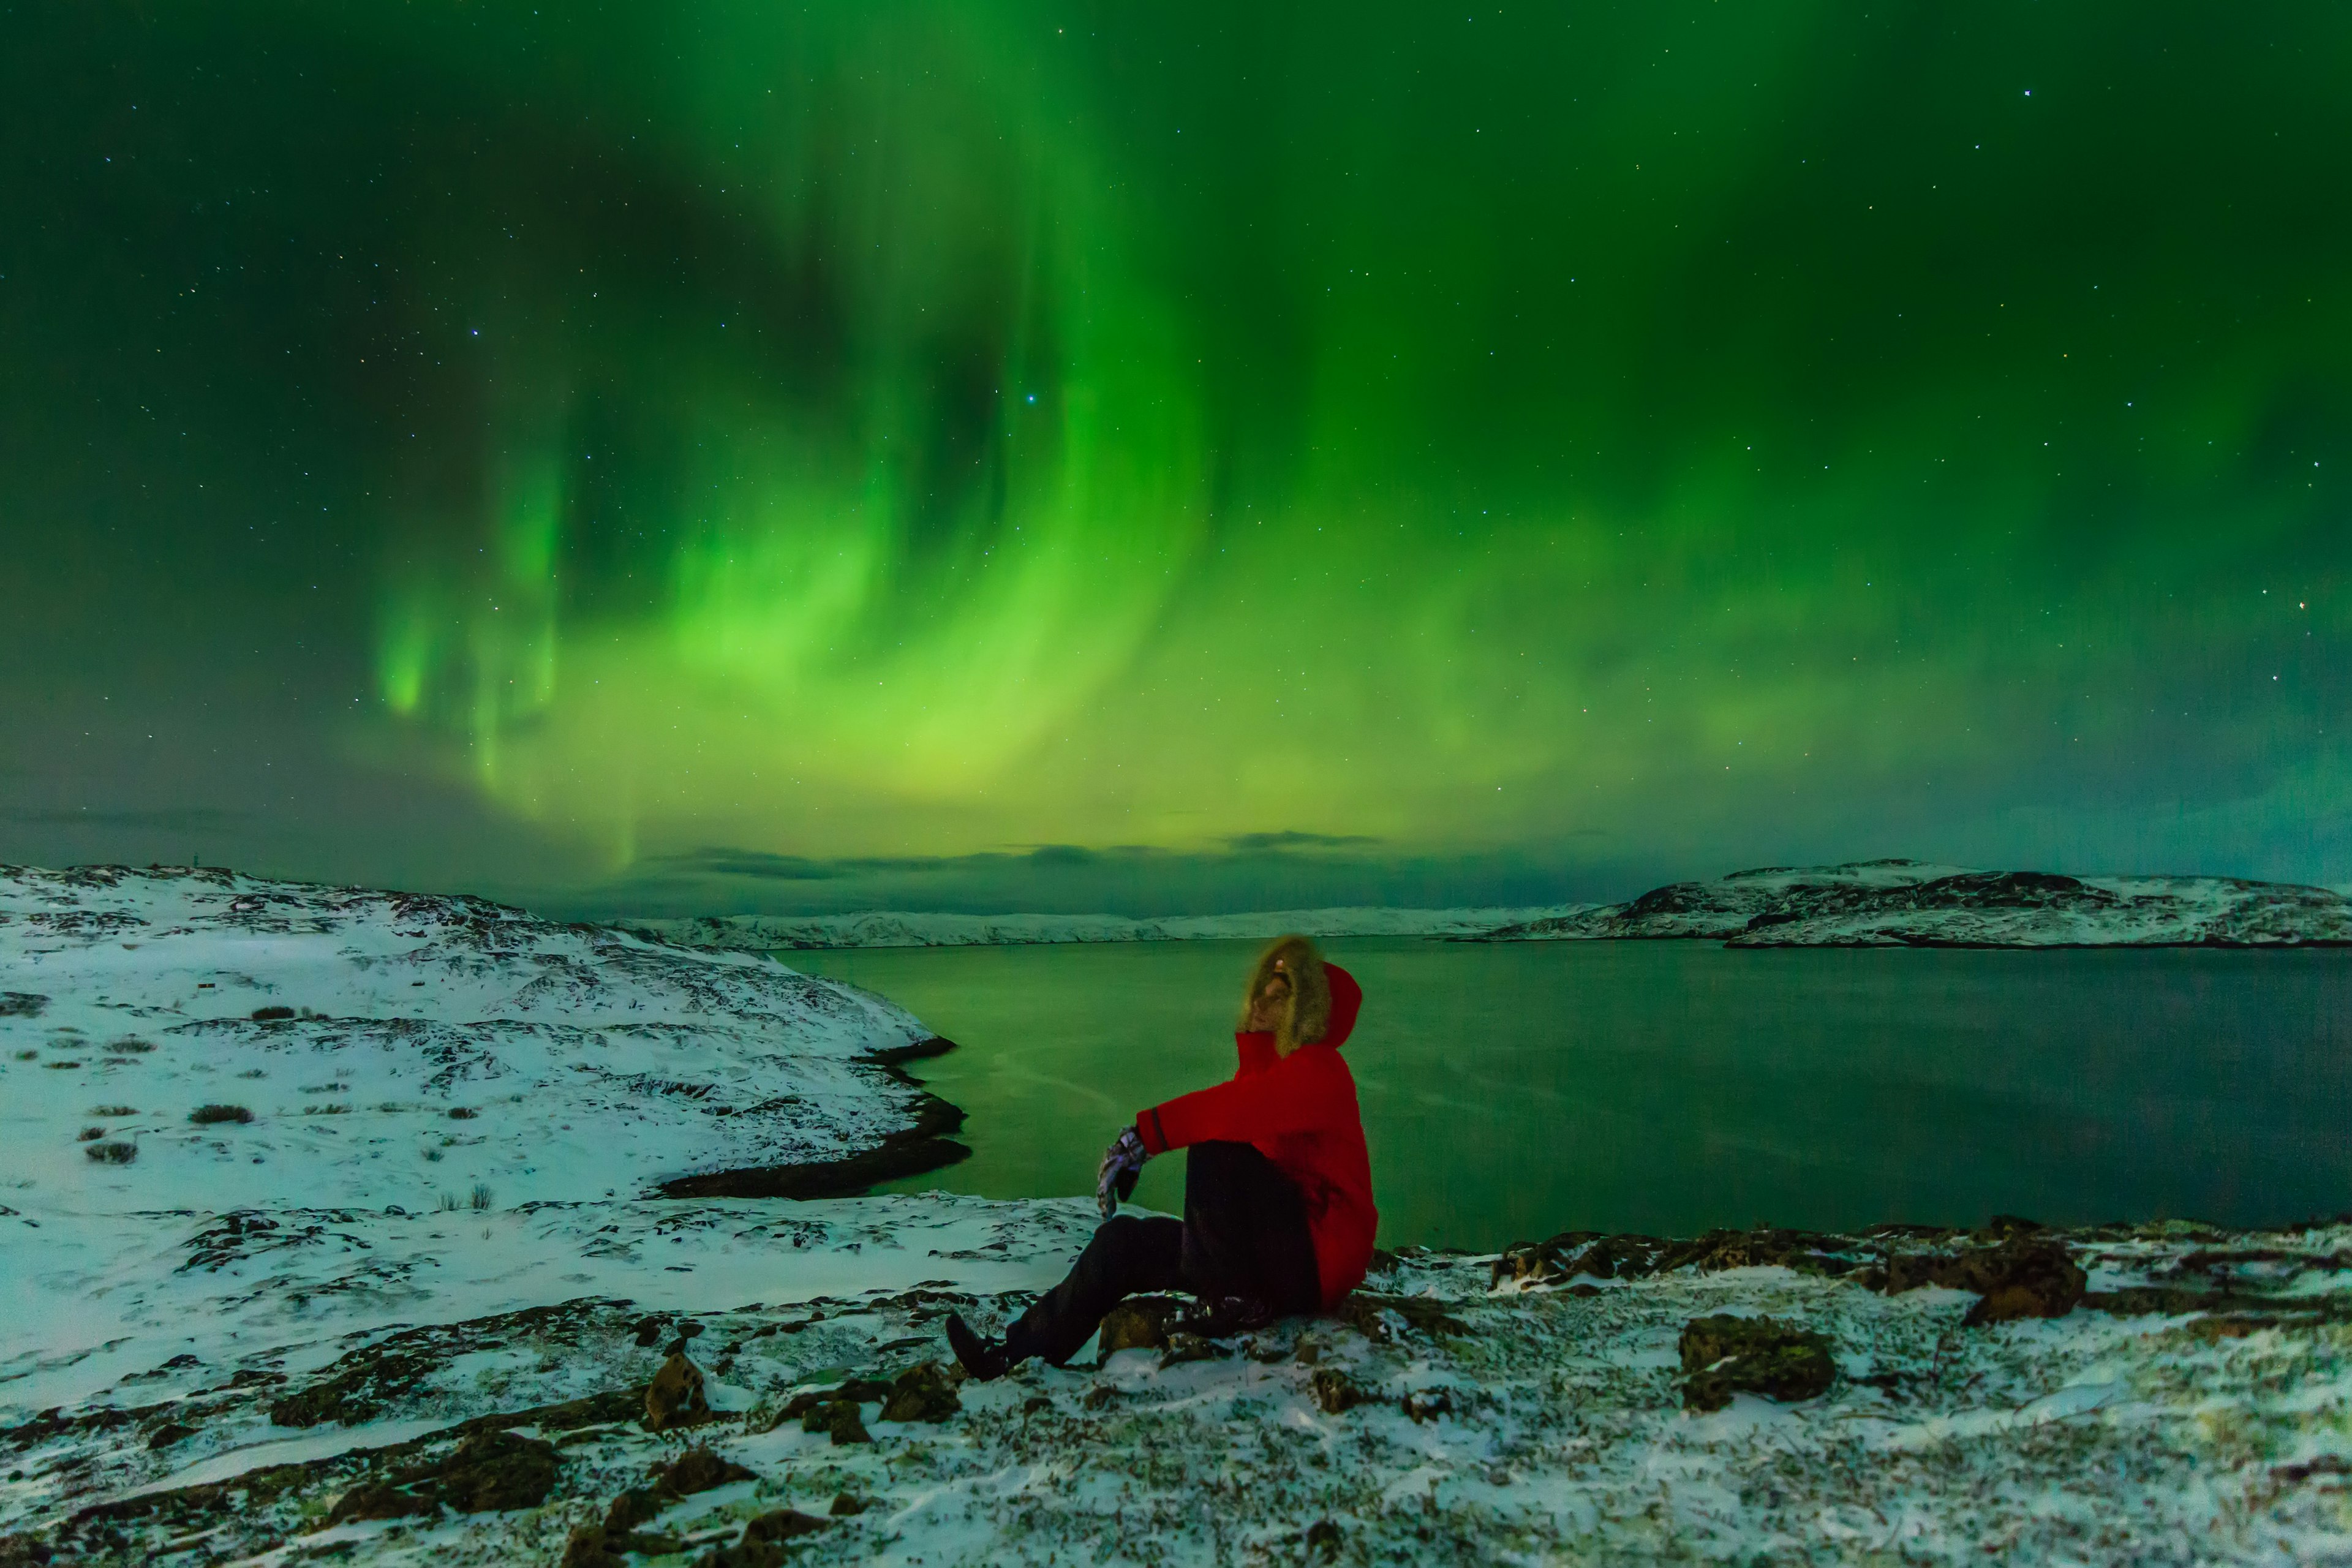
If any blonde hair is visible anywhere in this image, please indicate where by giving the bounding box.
[1238,933,1331,1055]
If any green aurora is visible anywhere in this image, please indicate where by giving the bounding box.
[3,2,2347,913]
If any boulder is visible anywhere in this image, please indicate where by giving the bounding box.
[880,1362,961,1423]
[1096,1295,1183,1357]
[808,1400,870,1445]
[1159,1332,1228,1368]
[432,1430,561,1513]
[744,1509,829,1544]
[559,1525,625,1568]
[644,1351,712,1431]
[1678,1316,1836,1412]
[658,1446,753,1496]
[1886,1240,2086,1325]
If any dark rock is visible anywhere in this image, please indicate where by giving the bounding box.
[1400,1389,1454,1423]
[1490,1231,1605,1287]
[559,1524,625,1568]
[1311,1368,1368,1414]
[631,1316,668,1348]
[1159,1332,1228,1368]
[1096,1295,1183,1357]
[828,1492,870,1516]
[879,1362,961,1423]
[328,1481,439,1525]
[145,1422,197,1450]
[1978,1214,2046,1241]
[2275,1455,2352,1486]
[693,1543,785,1568]
[824,1401,870,1446]
[644,1351,712,1431]
[603,1486,666,1533]
[251,1006,295,1022]
[1886,1240,2087,1325]
[658,1446,753,1496]
[1333,1292,1472,1342]
[783,1378,891,1425]
[1305,1519,1343,1558]
[744,1508,830,1543]
[1678,1315,1836,1412]
[483,1387,643,1435]
[268,1352,430,1428]
[431,1429,560,1512]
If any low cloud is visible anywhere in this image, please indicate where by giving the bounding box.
[1224,830,1381,853]
[659,848,844,881]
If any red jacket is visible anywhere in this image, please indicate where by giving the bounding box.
[1133,963,1377,1308]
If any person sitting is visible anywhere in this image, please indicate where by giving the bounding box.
[946,934,1378,1377]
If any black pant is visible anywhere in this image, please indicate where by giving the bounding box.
[1009,1140,1321,1366]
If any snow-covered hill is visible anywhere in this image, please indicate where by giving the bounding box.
[0,865,958,1217]
[633,904,1587,951]
[1480,860,2352,947]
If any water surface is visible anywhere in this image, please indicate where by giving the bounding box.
[787,940,2351,1251]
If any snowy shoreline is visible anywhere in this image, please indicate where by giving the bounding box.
[633,860,2352,953]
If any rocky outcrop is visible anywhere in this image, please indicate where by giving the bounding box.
[1678,1315,1836,1411]
[1479,861,2352,948]
[1886,1237,2089,1325]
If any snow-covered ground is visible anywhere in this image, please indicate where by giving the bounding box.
[2,1196,2346,1565]
[1480,860,2352,947]
[5,864,2348,1564]
[631,905,1589,951]
[0,864,950,1217]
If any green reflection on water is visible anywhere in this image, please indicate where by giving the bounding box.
[787,939,2352,1251]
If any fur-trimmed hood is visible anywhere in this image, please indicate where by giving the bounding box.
[1236,934,1360,1055]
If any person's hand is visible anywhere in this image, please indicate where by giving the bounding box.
[1095,1126,1148,1218]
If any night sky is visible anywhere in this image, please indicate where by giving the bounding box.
[4,3,2346,916]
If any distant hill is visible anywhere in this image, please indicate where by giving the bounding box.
[636,861,2352,951]
[1478,860,2352,948]
[631,903,1591,951]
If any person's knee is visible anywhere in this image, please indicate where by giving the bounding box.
[1095,1213,1148,1246]
[1189,1139,1256,1178]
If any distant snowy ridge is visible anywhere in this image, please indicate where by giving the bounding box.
[1480,858,2352,947]
[0,864,956,1218]
[635,862,2352,952]
[633,903,1590,951]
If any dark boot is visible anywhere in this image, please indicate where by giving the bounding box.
[945,1313,1011,1381]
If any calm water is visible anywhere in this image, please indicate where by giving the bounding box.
[786,940,2352,1251]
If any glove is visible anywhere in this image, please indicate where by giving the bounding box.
[1095,1126,1148,1218]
